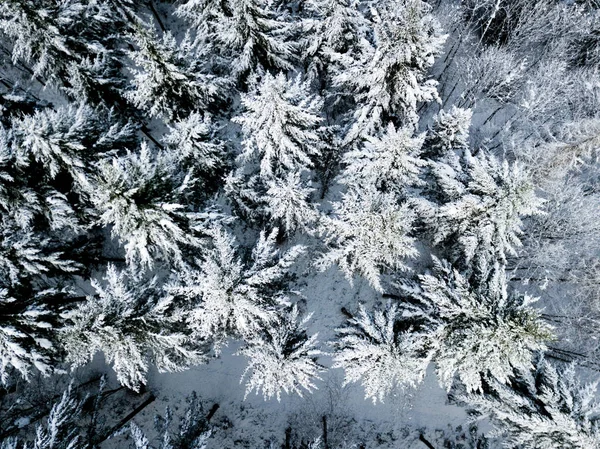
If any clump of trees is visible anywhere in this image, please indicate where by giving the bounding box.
[1,0,599,447]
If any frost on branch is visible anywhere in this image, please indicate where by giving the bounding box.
[459,45,527,108]
[62,265,205,391]
[332,302,432,403]
[239,305,323,401]
[318,187,417,292]
[167,227,304,348]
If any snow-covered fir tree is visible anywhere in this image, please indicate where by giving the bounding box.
[461,357,600,448]
[302,0,371,88]
[176,0,227,40]
[339,122,425,193]
[0,384,83,449]
[162,112,228,181]
[0,286,69,385]
[0,0,75,82]
[333,259,552,400]
[1,380,215,449]
[419,107,473,206]
[0,0,131,92]
[332,302,432,403]
[214,0,296,78]
[405,259,552,393]
[318,187,417,292]
[235,73,322,180]
[424,106,473,158]
[1,0,599,445]
[426,149,545,279]
[90,142,202,269]
[223,169,267,221]
[11,103,136,181]
[126,23,226,121]
[239,305,323,401]
[0,103,134,250]
[129,392,212,449]
[166,227,304,349]
[265,172,319,235]
[0,219,79,287]
[61,265,205,391]
[336,0,446,140]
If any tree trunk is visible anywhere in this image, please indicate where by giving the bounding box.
[206,403,220,422]
[322,416,329,449]
[94,394,156,445]
[419,434,436,449]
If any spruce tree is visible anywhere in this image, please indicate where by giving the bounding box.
[427,150,545,279]
[126,23,226,121]
[336,0,446,140]
[406,260,552,393]
[339,122,425,193]
[11,103,136,181]
[0,219,78,287]
[239,305,323,401]
[62,265,205,391]
[332,302,431,403]
[302,0,371,88]
[215,0,296,78]
[462,358,600,448]
[0,285,68,385]
[162,112,228,182]
[0,0,131,90]
[165,227,304,349]
[235,73,322,180]
[89,143,202,269]
[317,187,417,292]
[1,384,84,449]
[0,0,85,83]
[129,392,213,449]
[265,172,319,235]
[333,259,552,401]
[424,106,473,158]
[176,0,228,38]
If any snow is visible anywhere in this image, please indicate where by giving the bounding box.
[2,0,600,447]
[91,265,469,448]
